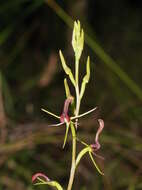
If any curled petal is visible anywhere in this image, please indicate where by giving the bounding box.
[60,96,73,123]
[32,173,50,183]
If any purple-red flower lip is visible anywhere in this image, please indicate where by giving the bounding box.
[32,173,50,183]
[60,113,70,123]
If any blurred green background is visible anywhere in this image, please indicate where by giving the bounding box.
[0,0,142,189]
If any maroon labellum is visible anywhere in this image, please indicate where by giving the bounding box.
[90,142,100,152]
[90,119,104,160]
[32,173,50,183]
[60,113,70,123]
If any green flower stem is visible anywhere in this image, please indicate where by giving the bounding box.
[75,58,81,124]
[67,57,81,190]
[67,122,76,190]
[75,58,79,86]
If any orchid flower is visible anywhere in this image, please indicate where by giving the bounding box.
[32,173,63,190]
[42,96,97,148]
[76,119,104,175]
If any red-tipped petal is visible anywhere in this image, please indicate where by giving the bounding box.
[32,173,50,183]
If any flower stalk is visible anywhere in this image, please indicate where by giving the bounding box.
[32,20,104,190]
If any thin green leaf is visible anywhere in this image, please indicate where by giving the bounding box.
[80,56,90,100]
[59,50,75,86]
[89,152,104,175]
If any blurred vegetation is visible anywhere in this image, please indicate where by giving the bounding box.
[0,0,142,189]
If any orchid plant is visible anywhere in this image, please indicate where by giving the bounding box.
[32,20,104,190]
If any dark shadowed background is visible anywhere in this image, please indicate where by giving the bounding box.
[0,0,142,189]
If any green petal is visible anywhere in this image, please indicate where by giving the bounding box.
[89,152,104,175]
[62,123,70,149]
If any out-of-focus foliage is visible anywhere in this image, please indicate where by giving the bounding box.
[0,0,142,190]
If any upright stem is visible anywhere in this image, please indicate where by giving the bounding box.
[67,58,80,190]
[75,58,80,119]
[67,123,76,190]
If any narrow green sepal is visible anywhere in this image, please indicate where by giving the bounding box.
[34,178,63,190]
[80,56,90,100]
[89,152,104,175]
[59,50,75,86]
[75,146,91,168]
[76,137,89,147]
[41,108,60,119]
[62,123,70,149]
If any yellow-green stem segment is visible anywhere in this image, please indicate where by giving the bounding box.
[67,122,76,190]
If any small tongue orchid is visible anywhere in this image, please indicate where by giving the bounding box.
[76,119,104,175]
[32,173,63,190]
[42,97,97,127]
[32,20,105,190]
[42,96,97,148]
